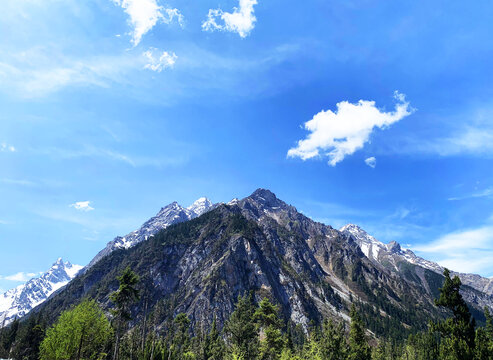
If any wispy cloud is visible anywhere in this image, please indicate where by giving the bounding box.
[364,156,376,168]
[70,201,94,212]
[410,127,493,157]
[0,178,36,187]
[202,0,257,38]
[414,225,493,276]
[1,143,16,152]
[143,48,177,72]
[448,187,493,201]
[0,272,39,282]
[39,145,189,168]
[0,48,144,98]
[113,0,183,46]
[288,92,414,166]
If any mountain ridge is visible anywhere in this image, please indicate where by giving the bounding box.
[85,197,216,269]
[28,189,446,340]
[0,258,82,327]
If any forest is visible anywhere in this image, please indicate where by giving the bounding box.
[1,267,492,360]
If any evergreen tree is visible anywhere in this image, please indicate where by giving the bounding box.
[11,314,45,360]
[39,299,112,360]
[110,266,140,360]
[169,313,192,359]
[319,319,347,360]
[0,318,19,358]
[474,307,493,360]
[204,316,225,360]
[347,305,371,360]
[254,298,285,360]
[432,269,475,360]
[224,293,259,360]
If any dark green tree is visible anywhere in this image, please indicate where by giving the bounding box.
[474,307,493,360]
[204,316,225,360]
[169,313,192,359]
[432,268,475,360]
[110,266,140,360]
[0,318,19,358]
[319,319,347,360]
[254,298,284,360]
[11,314,45,360]
[347,305,370,360]
[224,292,259,360]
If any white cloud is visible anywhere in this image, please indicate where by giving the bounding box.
[0,48,145,97]
[143,48,177,72]
[202,0,257,38]
[0,272,38,282]
[1,143,16,152]
[288,92,414,166]
[415,225,493,275]
[448,187,493,201]
[410,127,493,157]
[364,156,376,168]
[70,201,94,212]
[113,0,183,46]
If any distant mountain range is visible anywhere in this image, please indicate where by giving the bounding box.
[0,259,82,326]
[2,189,493,336]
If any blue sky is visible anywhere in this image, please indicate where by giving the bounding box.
[1,0,493,292]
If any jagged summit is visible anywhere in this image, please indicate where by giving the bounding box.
[340,223,493,300]
[86,196,217,269]
[0,259,82,327]
[187,197,213,216]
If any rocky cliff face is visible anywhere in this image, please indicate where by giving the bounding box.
[33,190,448,340]
[0,259,82,326]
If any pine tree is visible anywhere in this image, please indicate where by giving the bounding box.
[319,319,347,360]
[110,266,140,360]
[204,316,225,360]
[0,318,19,358]
[224,293,259,360]
[11,314,45,360]
[474,307,493,360]
[347,305,371,360]
[254,298,285,360]
[432,268,475,360]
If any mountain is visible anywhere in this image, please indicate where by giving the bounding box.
[0,258,82,326]
[86,197,215,269]
[340,224,493,311]
[30,189,450,340]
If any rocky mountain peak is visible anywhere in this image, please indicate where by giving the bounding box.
[0,259,82,327]
[246,188,290,210]
[387,241,401,253]
[187,197,213,216]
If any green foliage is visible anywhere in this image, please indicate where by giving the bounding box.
[224,293,259,360]
[10,314,46,360]
[348,304,371,360]
[431,269,476,360]
[204,317,226,360]
[110,266,140,360]
[319,319,347,360]
[0,318,19,358]
[39,299,112,360]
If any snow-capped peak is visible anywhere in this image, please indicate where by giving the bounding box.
[86,197,217,269]
[187,197,213,216]
[340,224,386,261]
[0,259,82,327]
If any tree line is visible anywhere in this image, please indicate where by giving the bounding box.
[1,267,493,360]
